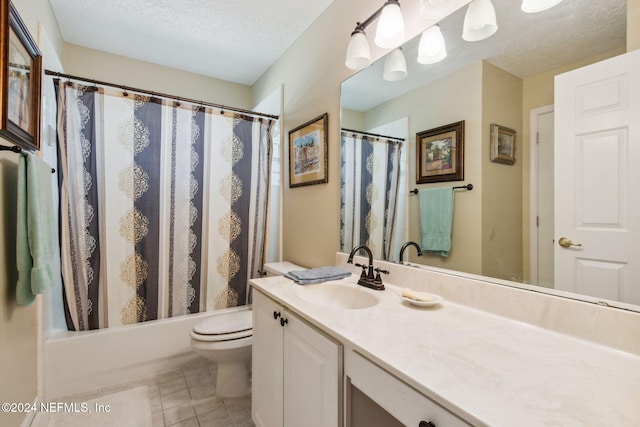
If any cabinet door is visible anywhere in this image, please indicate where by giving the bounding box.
[283,312,341,427]
[252,291,284,427]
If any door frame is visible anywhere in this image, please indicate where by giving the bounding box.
[529,104,554,286]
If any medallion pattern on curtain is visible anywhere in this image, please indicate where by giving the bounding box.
[55,81,273,330]
[340,131,402,260]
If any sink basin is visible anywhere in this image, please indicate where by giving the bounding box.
[293,283,380,310]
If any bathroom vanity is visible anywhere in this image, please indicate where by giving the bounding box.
[250,254,640,426]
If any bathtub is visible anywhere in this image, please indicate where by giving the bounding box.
[42,305,250,399]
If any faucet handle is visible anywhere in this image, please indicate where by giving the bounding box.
[354,263,368,278]
[373,267,389,289]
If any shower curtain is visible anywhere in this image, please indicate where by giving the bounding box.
[340,131,402,261]
[55,80,274,331]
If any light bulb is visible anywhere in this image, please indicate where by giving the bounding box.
[462,0,498,42]
[417,25,447,65]
[375,1,405,49]
[345,29,371,70]
[521,0,563,13]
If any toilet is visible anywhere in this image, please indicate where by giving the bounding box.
[190,261,304,398]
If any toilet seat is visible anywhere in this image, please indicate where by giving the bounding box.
[191,309,252,342]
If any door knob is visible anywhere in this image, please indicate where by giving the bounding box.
[558,237,582,248]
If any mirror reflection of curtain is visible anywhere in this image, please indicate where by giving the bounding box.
[340,130,402,260]
[55,80,275,331]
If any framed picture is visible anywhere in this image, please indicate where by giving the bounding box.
[0,1,42,151]
[416,120,464,184]
[490,123,516,165]
[289,113,328,188]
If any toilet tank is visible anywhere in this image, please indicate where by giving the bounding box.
[263,261,305,277]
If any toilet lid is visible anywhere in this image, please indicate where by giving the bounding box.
[193,309,252,336]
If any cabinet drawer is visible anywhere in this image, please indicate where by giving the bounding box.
[349,351,471,427]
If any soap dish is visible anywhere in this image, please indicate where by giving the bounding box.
[403,293,443,307]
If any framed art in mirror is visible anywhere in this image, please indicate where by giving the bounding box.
[289,113,328,188]
[0,1,42,151]
[416,120,464,184]
[490,123,516,165]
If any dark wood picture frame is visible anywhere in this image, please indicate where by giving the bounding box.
[416,120,464,184]
[288,113,328,188]
[0,1,42,151]
[490,123,517,165]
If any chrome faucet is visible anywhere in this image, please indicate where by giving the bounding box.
[347,245,387,291]
[399,241,423,264]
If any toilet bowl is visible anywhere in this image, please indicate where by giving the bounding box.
[191,309,253,398]
[190,261,304,398]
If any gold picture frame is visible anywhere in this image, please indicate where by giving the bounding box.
[490,123,517,165]
[288,113,328,188]
[0,1,42,151]
[416,120,464,184]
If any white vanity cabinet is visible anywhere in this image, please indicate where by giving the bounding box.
[252,289,342,427]
[348,351,472,427]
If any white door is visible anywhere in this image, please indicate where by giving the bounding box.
[530,105,555,287]
[283,312,341,427]
[252,291,284,427]
[554,49,640,304]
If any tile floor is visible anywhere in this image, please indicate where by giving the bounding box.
[55,357,254,427]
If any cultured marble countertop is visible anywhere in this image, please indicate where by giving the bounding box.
[250,274,640,427]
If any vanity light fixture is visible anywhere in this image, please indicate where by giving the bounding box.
[383,48,408,81]
[417,25,447,64]
[345,0,405,70]
[521,0,563,13]
[419,0,450,19]
[462,0,498,42]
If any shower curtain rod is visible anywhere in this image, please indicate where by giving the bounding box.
[44,70,280,121]
[341,127,405,142]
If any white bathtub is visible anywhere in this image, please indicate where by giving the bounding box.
[42,306,250,399]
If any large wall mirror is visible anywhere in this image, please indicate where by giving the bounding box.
[340,0,635,310]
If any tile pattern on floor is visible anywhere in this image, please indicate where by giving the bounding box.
[54,358,254,427]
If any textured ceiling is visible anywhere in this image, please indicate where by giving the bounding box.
[342,0,627,112]
[49,0,334,85]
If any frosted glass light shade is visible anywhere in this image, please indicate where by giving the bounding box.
[345,30,371,70]
[417,25,447,64]
[419,0,450,19]
[462,0,498,42]
[521,0,563,13]
[383,48,407,81]
[375,1,405,49]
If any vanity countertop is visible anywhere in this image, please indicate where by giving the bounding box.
[250,274,640,427]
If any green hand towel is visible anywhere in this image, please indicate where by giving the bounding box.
[418,187,454,257]
[16,153,58,306]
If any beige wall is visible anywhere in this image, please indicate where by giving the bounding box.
[481,63,523,281]
[1,2,63,425]
[629,0,640,51]
[0,156,39,426]
[63,44,253,109]
[362,63,484,274]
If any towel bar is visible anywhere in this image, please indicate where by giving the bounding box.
[410,183,473,194]
[0,145,56,173]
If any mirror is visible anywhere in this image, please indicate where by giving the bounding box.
[340,0,632,308]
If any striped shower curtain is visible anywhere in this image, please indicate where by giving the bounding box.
[340,131,402,261]
[55,80,274,331]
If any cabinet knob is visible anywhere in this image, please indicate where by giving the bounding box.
[273,311,281,320]
[419,422,435,427]
[280,317,288,327]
